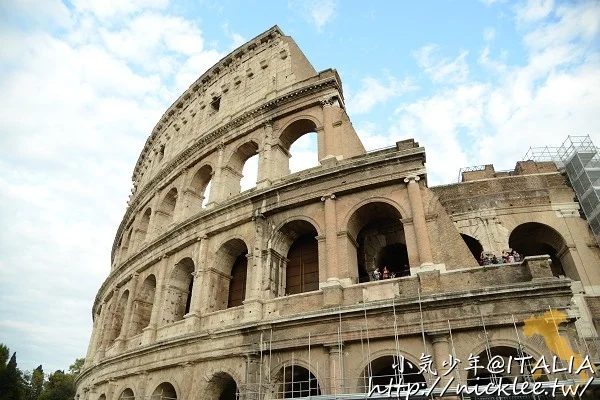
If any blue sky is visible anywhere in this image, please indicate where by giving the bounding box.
[0,0,599,373]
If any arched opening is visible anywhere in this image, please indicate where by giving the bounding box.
[348,202,408,282]
[119,388,135,400]
[241,154,259,192]
[361,355,425,393]
[228,252,248,308]
[286,234,319,295]
[270,220,320,297]
[130,275,156,336]
[467,346,548,387]
[509,222,577,279]
[162,258,194,325]
[121,228,133,261]
[109,290,129,343]
[98,395,106,400]
[213,239,249,311]
[205,372,239,400]
[224,141,259,197]
[151,382,177,400]
[273,365,321,398]
[280,119,320,176]
[155,188,178,235]
[461,233,483,263]
[137,208,151,245]
[189,165,213,213]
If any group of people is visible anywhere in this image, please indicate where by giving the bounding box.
[372,266,410,280]
[479,250,522,266]
[373,266,394,280]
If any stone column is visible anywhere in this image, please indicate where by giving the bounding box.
[135,372,149,400]
[142,256,168,343]
[321,194,339,280]
[326,344,345,395]
[96,290,118,360]
[207,143,225,207]
[186,237,207,328]
[321,97,341,162]
[404,176,433,266]
[180,362,195,399]
[257,122,273,189]
[120,273,140,347]
[430,333,453,385]
[245,217,266,320]
[146,192,162,240]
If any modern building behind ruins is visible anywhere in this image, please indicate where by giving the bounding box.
[75,26,600,399]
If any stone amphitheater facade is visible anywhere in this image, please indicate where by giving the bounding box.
[76,26,600,399]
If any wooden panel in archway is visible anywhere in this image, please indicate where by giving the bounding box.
[286,235,319,295]
[228,253,247,308]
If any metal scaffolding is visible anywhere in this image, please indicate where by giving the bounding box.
[524,135,600,245]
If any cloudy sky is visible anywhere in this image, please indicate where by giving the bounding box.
[0,0,599,373]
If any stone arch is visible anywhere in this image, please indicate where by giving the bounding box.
[162,258,195,325]
[343,197,409,236]
[278,117,320,174]
[269,362,322,398]
[346,201,409,282]
[270,219,320,296]
[97,395,106,400]
[108,290,129,344]
[358,353,425,394]
[150,381,178,399]
[118,388,135,399]
[188,164,213,214]
[121,227,134,261]
[212,238,249,311]
[136,207,152,246]
[222,140,260,197]
[130,274,156,336]
[204,372,239,400]
[461,233,483,263]
[509,222,577,279]
[467,345,549,385]
[155,188,178,235]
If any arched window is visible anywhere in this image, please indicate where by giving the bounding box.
[286,234,319,295]
[136,208,151,246]
[162,258,194,325]
[205,372,238,400]
[467,346,547,387]
[155,188,178,235]
[118,388,135,400]
[228,252,248,308]
[361,355,425,393]
[280,119,320,176]
[460,233,483,263]
[151,383,177,400]
[108,290,129,344]
[347,202,409,282]
[130,275,156,336]
[274,365,321,398]
[189,165,213,214]
[509,222,576,279]
[213,239,249,311]
[223,141,259,197]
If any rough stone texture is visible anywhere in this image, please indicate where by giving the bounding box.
[76,27,600,400]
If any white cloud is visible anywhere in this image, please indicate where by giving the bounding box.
[347,75,416,115]
[414,45,470,84]
[289,0,337,30]
[516,0,554,23]
[484,27,496,41]
[72,0,169,20]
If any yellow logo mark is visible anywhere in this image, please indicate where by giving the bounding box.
[523,309,595,384]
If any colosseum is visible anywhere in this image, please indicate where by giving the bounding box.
[76,26,600,399]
